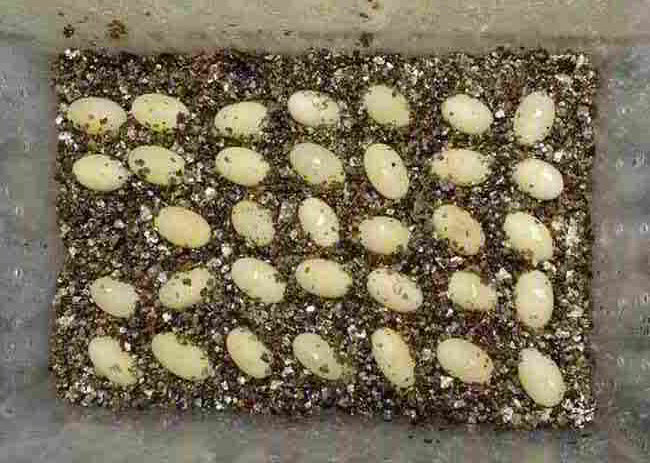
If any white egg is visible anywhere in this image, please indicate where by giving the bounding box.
[503,212,553,264]
[515,270,554,329]
[292,333,343,380]
[363,85,410,126]
[518,348,566,407]
[295,259,352,298]
[288,90,340,126]
[513,158,564,200]
[432,204,484,256]
[358,216,410,255]
[226,327,272,379]
[215,147,270,186]
[231,258,286,303]
[371,328,415,388]
[430,149,490,186]
[90,277,139,318]
[447,271,497,312]
[441,94,493,135]
[128,145,185,186]
[437,338,493,384]
[231,200,275,246]
[151,332,213,381]
[67,97,127,135]
[155,206,211,248]
[72,154,130,192]
[366,268,423,313]
[514,91,555,145]
[131,93,189,132]
[289,142,345,186]
[363,143,409,199]
[158,267,212,310]
[88,336,139,386]
[298,197,340,247]
[214,101,267,137]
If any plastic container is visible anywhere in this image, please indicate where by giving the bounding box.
[1,2,649,461]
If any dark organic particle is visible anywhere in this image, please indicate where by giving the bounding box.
[63,24,75,38]
[359,32,374,48]
[107,19,128,40]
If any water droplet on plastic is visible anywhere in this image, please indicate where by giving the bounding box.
[0,403,15,418]
[4,342,16,361]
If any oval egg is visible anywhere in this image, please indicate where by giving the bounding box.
[158,267,212,310]
[292,333,343,380]
[288,90,340,127]
[151,332,213,381]
[363,143,409,200]
[359,216,410,255]
[447,271,497,312]
[231,200,275,246]
[432,204,484,256]
[514,91,555,145]
[295,259,352,299]
[72,154,130,192]
[367,268,423,313]
[503,212,553,264]
[90,276,139,318]
[441,94,493,135]
[298,197,340,247]
[128,145,185,186]
[437,338,493,384]
[215,147,270,187]
[430,149,490,186]
[67,97,127,135]
[155,206,211,248]
[214,101,267,138]
[226,327,272,379]
[363,85,410,126]
[231,258,286,303]
[371,327,415,389]
[131,93,189,132]
[289,142,345,186]
[514,270,554,329]
[518,348,566,407]
[88,336,139,386]
[513,158,564,200]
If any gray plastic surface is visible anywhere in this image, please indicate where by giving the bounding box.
[1,39,650,462]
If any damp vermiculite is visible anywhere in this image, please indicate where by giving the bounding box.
[50,48,597,429]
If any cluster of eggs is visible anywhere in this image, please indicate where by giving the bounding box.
[68,85,565,408]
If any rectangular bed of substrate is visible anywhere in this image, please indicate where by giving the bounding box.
[50,48,596,429]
